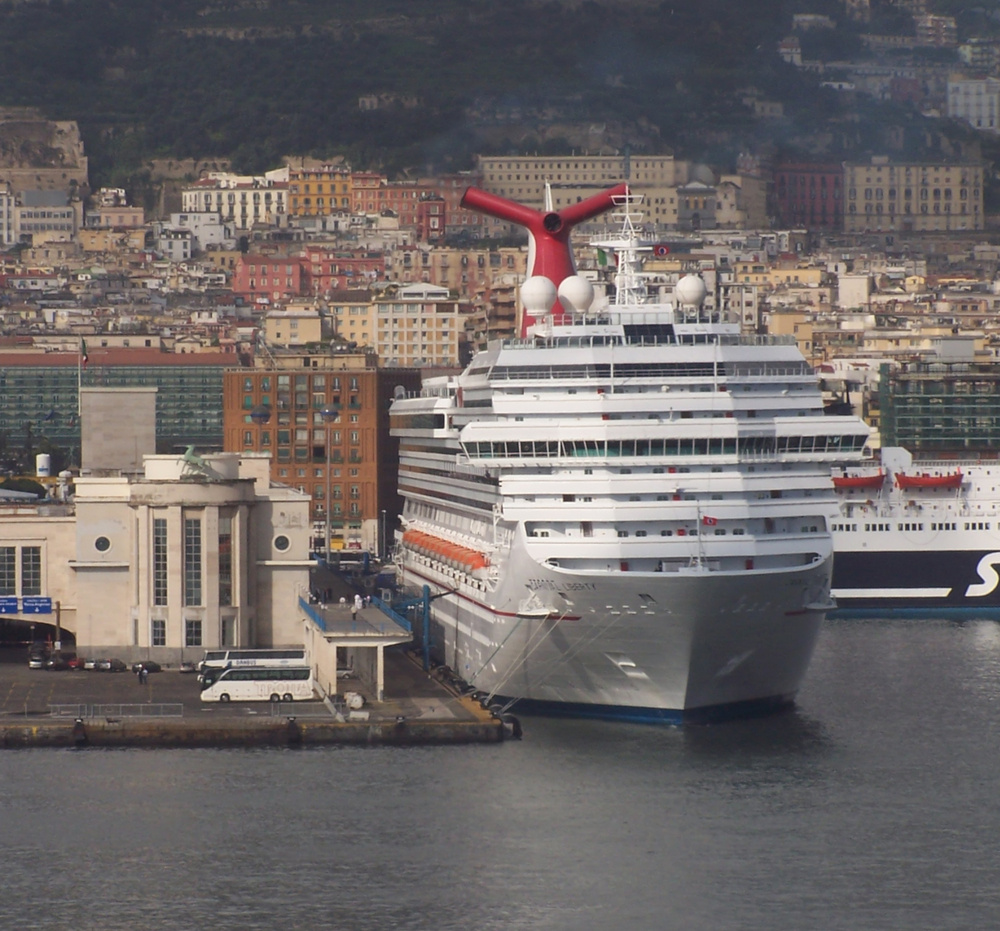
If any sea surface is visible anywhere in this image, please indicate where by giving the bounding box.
[2,616,999,931]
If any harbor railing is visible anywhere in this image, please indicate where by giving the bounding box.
[49,703,184,720]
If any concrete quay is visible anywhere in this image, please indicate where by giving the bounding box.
[0,648,506,749]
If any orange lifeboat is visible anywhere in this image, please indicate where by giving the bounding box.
[894,470,963,490]
[401,529,490,572]
[832,470,885,490]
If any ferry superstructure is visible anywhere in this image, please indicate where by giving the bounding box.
[390,191,870,722]
[831,446,1000,616]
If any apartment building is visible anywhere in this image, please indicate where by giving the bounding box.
[231,253,304,304]
[287,164,351,216]
[327,290,377,348]
[773,163,844,230]
[948,75,1000,133]
[478,154,685,205]
[385,245,526,299]
[843,158,984,232]
[374,283,469,367]
[0,183,15,246]
[223,359,422,554]
[181,175,288,230]
[15,191,80,243]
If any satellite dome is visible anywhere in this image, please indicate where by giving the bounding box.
[520,276,558,314]
[557,275,595,314]
[675,274,707,307]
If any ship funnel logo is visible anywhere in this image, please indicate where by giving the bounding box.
[964,552,1000,598]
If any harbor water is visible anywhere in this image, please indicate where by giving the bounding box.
[2,616,999,930]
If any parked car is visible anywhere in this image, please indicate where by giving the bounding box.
[67,655,86,670]
[178,661,197,674]
[46,652,76,671]
[131,661,162,674]
[28,652,47,669]
[108,658,128,673]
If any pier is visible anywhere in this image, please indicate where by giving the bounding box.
[0,647,505,749]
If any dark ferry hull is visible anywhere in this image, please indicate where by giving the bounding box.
[831,548,1000,617]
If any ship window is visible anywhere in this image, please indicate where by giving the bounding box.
[732,528,745,535]
[661,530,672,536]
[636,530,647,537]
[617,530,629,538]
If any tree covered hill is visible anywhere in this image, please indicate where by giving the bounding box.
[0,0,980,186]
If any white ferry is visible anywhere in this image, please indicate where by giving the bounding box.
[831,446,1000,616]
[390,190,870,722]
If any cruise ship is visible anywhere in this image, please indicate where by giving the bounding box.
[389,189,870,722]
[831,446,1000,617]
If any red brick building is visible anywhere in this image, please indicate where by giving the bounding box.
[773,163,843,230]
[231,254,305,304]
[300,247,386,296]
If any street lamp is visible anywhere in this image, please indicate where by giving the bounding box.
[380,509,387,561]
[320,405,339,564]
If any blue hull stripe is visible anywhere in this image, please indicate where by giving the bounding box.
[490,693,796,726]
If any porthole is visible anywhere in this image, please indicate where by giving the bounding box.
[94,536,111,553]
[273,534,290,552]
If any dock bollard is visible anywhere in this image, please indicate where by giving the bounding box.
[72,717,88,748]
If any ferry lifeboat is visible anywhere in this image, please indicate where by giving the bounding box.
[894,470,963,490]
[832,470,885,490]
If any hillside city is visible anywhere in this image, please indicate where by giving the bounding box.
[1,0,1000,558]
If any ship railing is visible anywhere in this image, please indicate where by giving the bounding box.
[501,332,796,350]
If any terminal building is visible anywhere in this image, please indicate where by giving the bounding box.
[0,450,311,661]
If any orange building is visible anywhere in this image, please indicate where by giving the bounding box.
[288,164,352,217]
[223,357,422,555]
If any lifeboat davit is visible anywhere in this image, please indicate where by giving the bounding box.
[832,470,885,490]
[894,470,963,490]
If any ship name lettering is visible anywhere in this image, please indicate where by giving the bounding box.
[525,579,596,592]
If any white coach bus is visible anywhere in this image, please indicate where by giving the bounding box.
[197,647,307,678]
[199,666,314,703]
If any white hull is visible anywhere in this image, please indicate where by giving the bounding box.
[400,534,831,721]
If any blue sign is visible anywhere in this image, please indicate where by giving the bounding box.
[21,596,52,614]
[0,596,18,614]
